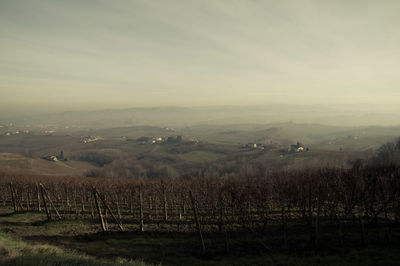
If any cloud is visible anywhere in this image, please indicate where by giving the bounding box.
[1,0,400,112]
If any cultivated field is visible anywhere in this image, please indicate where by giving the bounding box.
[0,164,399,265]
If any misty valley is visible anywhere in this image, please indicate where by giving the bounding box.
[1,119,400,178]
[0,116,400,265]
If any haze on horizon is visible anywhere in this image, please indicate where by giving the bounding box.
[1,0,400,115]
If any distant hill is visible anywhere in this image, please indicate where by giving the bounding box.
[79,122,400,151]
[74,125,173,139]
[4,104,400,131]
[179,122,400,150]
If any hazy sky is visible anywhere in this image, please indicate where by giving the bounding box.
[1,0,400,113]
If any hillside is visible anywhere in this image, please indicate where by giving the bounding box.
[0,153,96,176]
[0,122,398,178]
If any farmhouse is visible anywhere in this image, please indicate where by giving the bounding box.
[3,130,28,136]
[43,155,58,162]
[42,130,56,135]
[151,137,165,144]
[81,136,103,144]
[42,151,66,162]
[245,143,265,150]
[288,141,308,153]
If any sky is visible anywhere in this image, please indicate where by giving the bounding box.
[1,0,400,114]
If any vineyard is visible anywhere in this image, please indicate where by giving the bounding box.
[1,164,399,258]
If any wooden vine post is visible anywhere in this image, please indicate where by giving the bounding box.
[26,189,30,211]
[38,183,62,221]
[36,184,41,212]
[10,183,24,212]
[315,190,321,248]
[40,184,51,220]
[281,204,288,249]
[189,190,205,254]
[163,183,168,221]
[93,188,106,232]
[218,194,224,233]
[94,188,124,231]
[9,183,17,212]
[139,185,144,232]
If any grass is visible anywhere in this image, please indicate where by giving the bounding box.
[0,157,31,169]
[0,231,150,266]
[0,208,399,265]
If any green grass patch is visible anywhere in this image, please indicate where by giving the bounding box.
[0,231,150,266]
[1,208,399,265]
